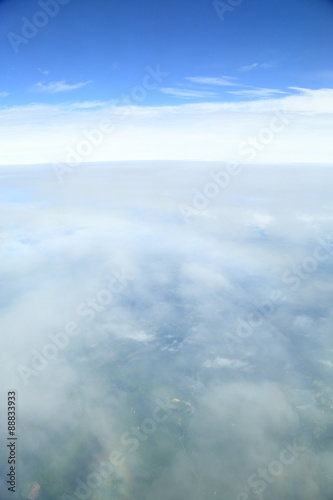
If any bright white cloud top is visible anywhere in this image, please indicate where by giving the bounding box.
[0,87,332,166]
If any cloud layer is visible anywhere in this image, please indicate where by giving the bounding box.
[0,88,332,166]
[0,163,333,499]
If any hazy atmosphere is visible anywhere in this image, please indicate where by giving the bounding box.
[1,1,333,499]
[1,164,333,499]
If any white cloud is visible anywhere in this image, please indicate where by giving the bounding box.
[69,101,108,110]
[0,91,9,97]
[1,162,333,500]
[159,87,218,98]
[185,76,238,86]
[240,62,276,71]
[121,330,155,342]
[228,88,287,98]
[30,80,92,93]
[0,87,333,165]
[320,360,333,369]
[203,357,249,369]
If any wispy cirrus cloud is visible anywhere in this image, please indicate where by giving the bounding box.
[30,80,92,94]
[158,76,238,100]
[159,87,218,99]
[0,91,9,97]
[185,76,238,86]
[239,62,276,71]
[69,101,108,110]
[228,88,287,98]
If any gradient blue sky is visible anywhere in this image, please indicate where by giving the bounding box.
[0,0,333,164]
[1,0,333,105]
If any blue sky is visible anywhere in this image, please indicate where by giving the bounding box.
[0,0,333,164]
[1,0,333,105]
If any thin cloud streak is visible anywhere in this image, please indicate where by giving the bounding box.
[30,80,92,93]
[159,87,218,98]
[239,62,276,71]
[228,88,287,98]
[185,76,238,86]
